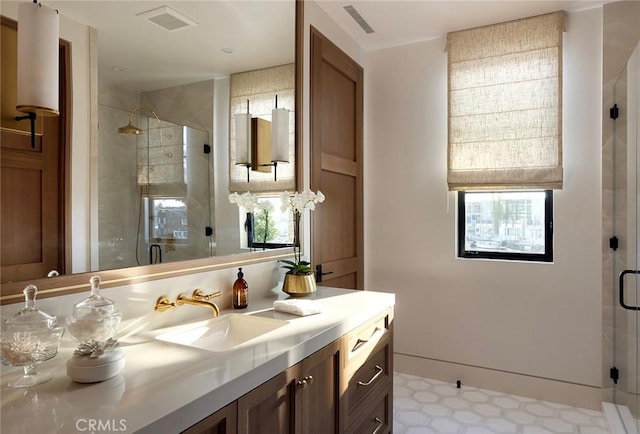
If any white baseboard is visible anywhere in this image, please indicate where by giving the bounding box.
[395,353,602,410]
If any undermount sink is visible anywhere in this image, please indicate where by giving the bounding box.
[155,313,288,352]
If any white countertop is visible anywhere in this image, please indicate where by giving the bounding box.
[0,287,395,434]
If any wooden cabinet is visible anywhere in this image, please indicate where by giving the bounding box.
[237,362,298,434]
[298,340,341,434]
[186,307,393,434]
[182,402,237,434]
[237,340,341,434]
[341,309,393,433]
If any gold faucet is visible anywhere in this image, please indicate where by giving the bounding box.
[154,289,222,317]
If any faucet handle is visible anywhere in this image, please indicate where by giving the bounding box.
[192,289,222,301]
[154,296,176,312]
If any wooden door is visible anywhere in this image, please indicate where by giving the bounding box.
[310,27,364,290]
[237,364,301,434]
[0,17,68,284]
[299,340,340,433]
[181,402,237,434]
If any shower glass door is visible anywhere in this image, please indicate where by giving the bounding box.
[631,41,640,434]
[614,40,640,433]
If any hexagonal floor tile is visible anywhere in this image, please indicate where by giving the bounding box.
[396,410,430,427]
[430,417,461,433]
[392,372,611,434]
[452,410,483,425]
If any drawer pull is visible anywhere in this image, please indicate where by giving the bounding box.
[372,417,383,434]
[352,327,382,353]
[358,365,384,387]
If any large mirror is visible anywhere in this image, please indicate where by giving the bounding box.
[0,0,301,300]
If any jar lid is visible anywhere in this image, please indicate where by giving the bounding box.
[2,284,58,332]
[72,275,120,316]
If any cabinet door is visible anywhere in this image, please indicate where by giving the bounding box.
[181,401,237,434]
[300,341,341,434]
[238,364,301,434]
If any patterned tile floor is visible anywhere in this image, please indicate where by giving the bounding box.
[394,372,611,433]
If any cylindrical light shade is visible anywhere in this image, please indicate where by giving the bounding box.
[16,1,59,116]
[271,107,289,163]
[235,113,252,165]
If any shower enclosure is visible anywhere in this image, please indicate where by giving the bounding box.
[98,108,212,270]
[609,40,640,433]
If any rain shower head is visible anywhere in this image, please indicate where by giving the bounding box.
[117,106,160,135]
[117,122,143,135]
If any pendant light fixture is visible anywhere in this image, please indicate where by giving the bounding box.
[15,0,60,148]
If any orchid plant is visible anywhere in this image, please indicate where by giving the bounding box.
[279,189,325,275]
[228,192,260,213]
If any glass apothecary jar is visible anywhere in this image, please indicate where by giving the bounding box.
[0,284,64,388]
[66,275,121,344]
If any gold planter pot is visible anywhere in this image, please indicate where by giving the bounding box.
[282,273,316,296]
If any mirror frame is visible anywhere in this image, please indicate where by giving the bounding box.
[0,0,303,305]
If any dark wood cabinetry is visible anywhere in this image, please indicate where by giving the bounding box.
[237,340,340,434]
[182,402,237,434]
[341,310,393,433]
[186,308,393,434]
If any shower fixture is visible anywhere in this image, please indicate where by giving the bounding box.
[117,105,163,267]
[117,106,161,135]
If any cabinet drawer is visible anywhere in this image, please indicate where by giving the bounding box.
[344,310,390,368]
[346,390,391,434]
[346,336,391,414]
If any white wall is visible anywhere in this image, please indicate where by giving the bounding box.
[364,8,603,408]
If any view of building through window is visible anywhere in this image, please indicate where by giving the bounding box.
[152,198,188,241]
[461,191,548,255]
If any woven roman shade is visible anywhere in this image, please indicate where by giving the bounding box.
[446,11,565,191]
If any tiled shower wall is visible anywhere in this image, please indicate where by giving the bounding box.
[97,81,141,270]
[601,0,640,410]
[97,79,216,268]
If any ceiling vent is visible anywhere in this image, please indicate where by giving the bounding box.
[137,6,198,32]
[343,5,374,34]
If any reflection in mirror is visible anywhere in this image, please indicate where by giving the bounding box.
[99,95,212,270]
[229,64,295,192]
[0,0,301,299]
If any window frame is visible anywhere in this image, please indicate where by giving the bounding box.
[457,190,553,262]
[243,195,296,250]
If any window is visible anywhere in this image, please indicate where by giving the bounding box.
[458,190,553,262]
[246,196,294,250]
[149,198,188,242]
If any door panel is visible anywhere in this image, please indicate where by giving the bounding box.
[1,117,62,282]
[310,27,364,290]
[0,17,67,284]
[237,366,299,434]
[300,341,340,433]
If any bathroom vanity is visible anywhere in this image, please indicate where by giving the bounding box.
[0,287,394,434]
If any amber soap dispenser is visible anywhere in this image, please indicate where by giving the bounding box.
[233,267,248,309]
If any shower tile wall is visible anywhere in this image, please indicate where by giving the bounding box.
[98,80,216,268]
[141,79,214,136]
[98,81,141,270]
[141,80,216,253]
[601,0,640,408]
